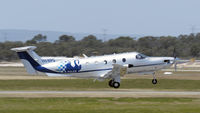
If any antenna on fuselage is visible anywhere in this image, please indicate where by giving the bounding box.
[82,54,88,58]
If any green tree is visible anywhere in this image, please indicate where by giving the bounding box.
[32,34,47,43]
[81,35,102,48]
[58,35,75,42]
[191,44,200,57]
[108,36,135,48]
[26,34,47,44]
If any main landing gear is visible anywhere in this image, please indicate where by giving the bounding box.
[109,80,120,88]
[152,72,158,84]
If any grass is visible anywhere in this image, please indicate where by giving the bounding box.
[0,67,29,76]
[0,79,200,91]
[1,67,200,113]
[0,97,200,113]
[0,67,200,91]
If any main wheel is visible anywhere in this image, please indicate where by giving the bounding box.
[109,80,114,87]
[113,82,120,88]
[152,79,157,84]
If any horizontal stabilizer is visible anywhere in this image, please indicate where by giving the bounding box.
[11,46,36,52]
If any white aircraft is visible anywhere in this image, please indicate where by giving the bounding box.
[11,46,178,88]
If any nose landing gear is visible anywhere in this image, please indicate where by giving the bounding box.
[152,72,158,84]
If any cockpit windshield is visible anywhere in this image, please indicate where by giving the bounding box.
[136,54,148,59]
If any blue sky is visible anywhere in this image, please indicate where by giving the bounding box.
[0,0,200,36]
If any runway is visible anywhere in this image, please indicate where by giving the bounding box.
[0,90,200,98]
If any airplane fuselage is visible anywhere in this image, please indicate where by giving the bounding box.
[39,52,174,78]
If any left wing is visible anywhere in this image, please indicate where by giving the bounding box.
[103,64,127,81]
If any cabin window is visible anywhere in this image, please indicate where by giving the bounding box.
[112,59,116,63]
[122,58,126,62]
[104,60,107,64]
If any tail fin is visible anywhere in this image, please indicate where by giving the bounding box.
[11,46,43,75]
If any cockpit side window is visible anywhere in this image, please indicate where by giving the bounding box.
[136,54,147,59]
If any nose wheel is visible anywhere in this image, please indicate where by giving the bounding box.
[152,79,157,84]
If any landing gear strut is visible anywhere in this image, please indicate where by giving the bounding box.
[108,80,120,88]
[152,72,158,84]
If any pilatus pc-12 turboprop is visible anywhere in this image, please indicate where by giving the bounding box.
[11,46,178,88]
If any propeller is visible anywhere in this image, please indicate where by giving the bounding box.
[173,48,177,71]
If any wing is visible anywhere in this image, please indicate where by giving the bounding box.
[103,64,127,80]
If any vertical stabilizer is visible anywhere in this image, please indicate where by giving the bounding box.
[11,46,43,75]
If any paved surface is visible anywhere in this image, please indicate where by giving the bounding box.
[0,91,200,98]
[162,69,200,72]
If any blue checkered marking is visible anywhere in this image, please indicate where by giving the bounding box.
[57,60,81,73]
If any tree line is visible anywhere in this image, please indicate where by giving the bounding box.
[1,33,200,61]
